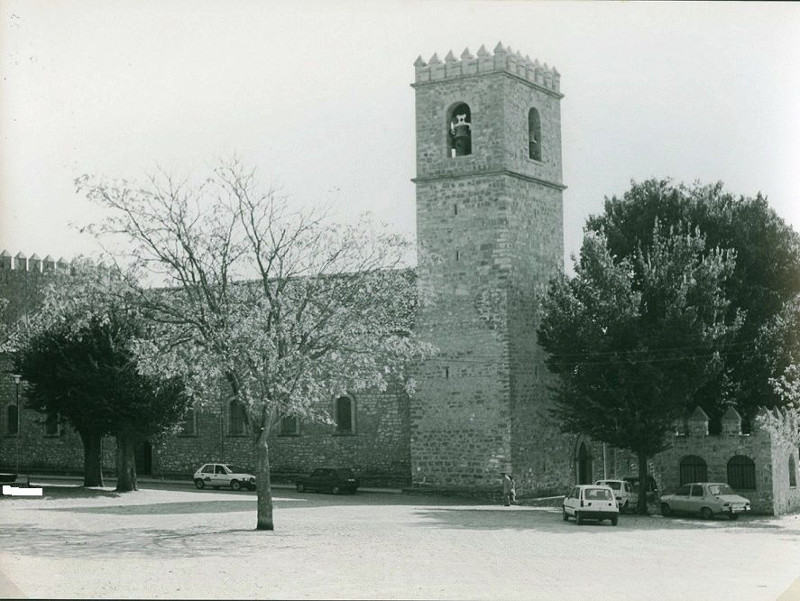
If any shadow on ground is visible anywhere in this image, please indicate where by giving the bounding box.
[0,524,305,559]
[411,506,800,535]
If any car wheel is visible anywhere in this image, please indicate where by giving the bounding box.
[621,501,629,513]
[248,483,256,491]
[660,503,671,517]
[700,507,713,520]
[576,511,583,525]
[230,480,241,491]
[296,483,305,493]
[194,479,205,490]
[331,485,341,495]
[729,513,739,521]
[562,508,569,521]
[611,516,618,526]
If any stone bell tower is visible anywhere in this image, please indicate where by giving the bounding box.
[410,43,570,495]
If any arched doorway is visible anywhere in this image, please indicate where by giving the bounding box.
[577,442,593,484]
[135,441,152,476]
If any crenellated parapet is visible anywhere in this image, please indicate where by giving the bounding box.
[413,42,561,94]
[0,250,72,273]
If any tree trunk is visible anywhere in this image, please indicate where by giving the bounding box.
[80,431,104,487]
[255,426,274,531]
[115,435,138,492]
[636,452,649,515]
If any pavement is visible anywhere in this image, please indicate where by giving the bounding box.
[1,482,799,599]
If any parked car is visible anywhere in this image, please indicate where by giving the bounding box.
[295,468,360,494]
[595,479,635,512]
[562,484,619,525]
[193,463,256,491]
[660,482,751,520]
[623,475,660,503]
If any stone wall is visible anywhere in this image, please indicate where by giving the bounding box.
[411,44,568,494]
[654,407,800,515]
[155,384,412,486]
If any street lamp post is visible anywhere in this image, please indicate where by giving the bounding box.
[12,374,21,474]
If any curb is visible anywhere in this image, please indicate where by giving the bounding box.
[24,473,402,495]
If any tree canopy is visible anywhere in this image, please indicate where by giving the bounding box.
[77,159,433,529]
[14,264,189,489]
[538,224,741,512]
[586,179,800,424]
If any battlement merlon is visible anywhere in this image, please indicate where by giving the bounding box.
[1,250,72,273]
[412,42,562,96]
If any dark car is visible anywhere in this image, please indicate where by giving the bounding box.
[295,468,360,494]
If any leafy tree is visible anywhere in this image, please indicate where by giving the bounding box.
[538,225,741,513]
[77,160,433,530]
[14,264,189,490]
[587,179,800,425]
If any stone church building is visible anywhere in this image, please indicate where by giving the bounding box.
[2,43,799,513]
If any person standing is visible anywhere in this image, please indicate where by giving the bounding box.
[502,472,513,506]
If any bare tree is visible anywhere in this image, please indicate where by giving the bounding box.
[77,160,432,530]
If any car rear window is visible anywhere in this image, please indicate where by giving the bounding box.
[603,482,621,490]
[585,488,613,500]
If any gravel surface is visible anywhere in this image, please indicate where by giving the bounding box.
[1,483,799,600]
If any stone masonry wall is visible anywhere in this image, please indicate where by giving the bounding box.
[411,44,567,494]
[151,383,412,487]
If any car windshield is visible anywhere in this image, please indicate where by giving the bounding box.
[585,488,613,500]
[708,484,735,496]
[225,466,246,474]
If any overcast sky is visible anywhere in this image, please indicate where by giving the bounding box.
[1,0,799,269]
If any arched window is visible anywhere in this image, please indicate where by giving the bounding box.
[679,455,707,485]
[335,395,355,434]
[279,415,300,436]
[528,107,542,161]
[789,455,797,488]
[45,412,59,436]
[6,405,18,436]
[179,408,197,436]
[229,401,246,436]
[447,102,472,158]
[727,455,756,490]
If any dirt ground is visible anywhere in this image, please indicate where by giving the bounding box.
[1,483,799,600]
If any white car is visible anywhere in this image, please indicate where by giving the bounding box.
[563,484,620,525]
[660,482,751,520]
[595,479,635,512]
[193,463,256,491]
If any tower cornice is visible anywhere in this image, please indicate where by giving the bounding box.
[412,169,567,191]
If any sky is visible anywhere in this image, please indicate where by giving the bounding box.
[1,0,799,270]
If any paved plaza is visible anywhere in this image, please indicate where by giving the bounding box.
[1,482,799,600]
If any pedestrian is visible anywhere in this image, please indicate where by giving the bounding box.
[510,475,518,505]
[502,472,513,506]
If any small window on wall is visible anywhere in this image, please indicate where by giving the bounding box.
[727,455,756,490]
[279,415,300,436]
[335,395,355,434]
[790,455,797,488]
[6,405,18,436]
[447,102,472,158]
[45,413,59,437]
[179,409,197,436]
[229,401,246,436]
[528,108,542,161]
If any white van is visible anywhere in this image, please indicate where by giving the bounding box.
[562,484,619,525]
